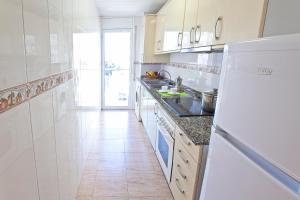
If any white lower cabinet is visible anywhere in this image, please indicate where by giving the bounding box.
[147,98,158,149]
[140,85,148,127]
[170,126,204,200]
[141,85,158,150]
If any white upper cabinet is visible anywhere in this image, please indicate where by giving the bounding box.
[141,15,169,63]
[154,9,166,53]
[156,0,268,52]
[213,0,268,46]
[182,0,199,49]
[194,0,220,47]
[157,0,186,53]
[195,0,268,47]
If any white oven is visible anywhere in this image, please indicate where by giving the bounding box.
[155,107,175,183]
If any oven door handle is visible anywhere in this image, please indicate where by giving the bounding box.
[157,123,174,144]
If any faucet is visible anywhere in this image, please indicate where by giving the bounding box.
[158,69,171,81]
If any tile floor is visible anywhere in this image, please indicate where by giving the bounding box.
[76,111,174,200]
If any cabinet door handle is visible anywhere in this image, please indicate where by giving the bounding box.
[154,102,158,115]
[177,32,182,47]
[135,91,138,102]
[178,149,189,164]
[177,164,187,180]
[195,25,201,43]
[179,133,191,146]
[157,40,161,51]
[175,178,185,194]
[214,16,223,40]
[190,27,195,44]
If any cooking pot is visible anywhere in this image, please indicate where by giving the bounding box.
[201,89,218,113]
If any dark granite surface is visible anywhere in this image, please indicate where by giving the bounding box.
[139,77,213,145]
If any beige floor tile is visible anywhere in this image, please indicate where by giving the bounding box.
[94,197,129,200]
[126,171,170,198]
[129,197,174,200]
[85,160,100,171]
[76,195,93,200]
[90,140,125,153]
[97,160,126,171]
[126,171,166,185]
[77,111,172,200]
[93,177,128,197]
[97,169,127,178]
[80,173,97,185]
[88,152,126,164]
[127,182,170,197]
[125,140,153,153]
[126,161,156,172]
[77,184,94,197]
[125,152,157,163]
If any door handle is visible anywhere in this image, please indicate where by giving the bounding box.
[190,27,195,44]
[177,32,182,47]
[214,17,223,40]
[195,25,201,43]
[154,102,158,115]
[157,40,161,51]
[178,149,189,164]
[175,178,185,194]
[179,132,191,146]
[177,164,187,180]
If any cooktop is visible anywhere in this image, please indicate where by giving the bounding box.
[162,96,214,117]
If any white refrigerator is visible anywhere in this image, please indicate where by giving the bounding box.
[200,34,300,200]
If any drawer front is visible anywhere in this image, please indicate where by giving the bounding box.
[170,168,194,200]
[171,140,200,200]
[174,139,199,177]
[173,154,198,193]
[175,127,201,162]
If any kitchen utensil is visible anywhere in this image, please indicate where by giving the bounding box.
[201,89,218,113]
[161,85,168,92]
[175,76,183,92]
[170,88,177,94]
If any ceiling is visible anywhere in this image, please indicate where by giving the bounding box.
[95,0,168,16]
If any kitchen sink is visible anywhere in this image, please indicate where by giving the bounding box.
[143,79,170,85]
[143,79,174,89]
[148,83,169,89]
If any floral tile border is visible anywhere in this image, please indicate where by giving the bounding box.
[165,62,222,75]
[135,61,221,74]
[0,70,74,114]
[135,61,166,65]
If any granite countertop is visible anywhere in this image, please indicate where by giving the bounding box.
[140,78,213,145]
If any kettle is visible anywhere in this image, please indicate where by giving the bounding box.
[201,89,218,113]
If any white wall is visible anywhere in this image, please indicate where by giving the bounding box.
[264,0,300,37]
[163,52,223,92]
[101,17,134,30]
[0,0,100,199]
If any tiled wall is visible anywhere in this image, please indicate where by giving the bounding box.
[163,52,223,92]
[0,0,100,200]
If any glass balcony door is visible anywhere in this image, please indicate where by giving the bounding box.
[102,29,134,109]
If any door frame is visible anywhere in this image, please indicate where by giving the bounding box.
[101,28,135,110]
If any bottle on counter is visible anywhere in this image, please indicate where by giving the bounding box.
[175,76,183,92]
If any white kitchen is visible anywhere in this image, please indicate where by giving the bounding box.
[0,0,299,200]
